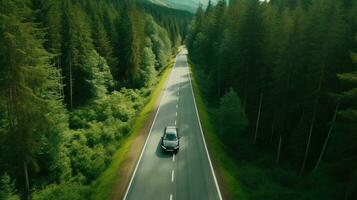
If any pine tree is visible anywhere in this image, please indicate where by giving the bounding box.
[61,0,95,108]
[327,43,357,198]
[299,0,347,175]
[0,0,68,198]
[115,0,144,88]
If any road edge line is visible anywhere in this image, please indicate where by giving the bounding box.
[185,53,223,200]
[123,54,178,200]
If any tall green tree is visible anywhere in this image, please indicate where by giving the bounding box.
[327,42,357,199]
[186,0,356,197]
[115,0,144,88]
[61,0,96,108]
[0,0,68,198]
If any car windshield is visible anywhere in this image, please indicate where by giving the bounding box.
[164,132,177,141]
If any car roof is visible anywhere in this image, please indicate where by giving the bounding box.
[165,126,177,134]
[166,126,177,129]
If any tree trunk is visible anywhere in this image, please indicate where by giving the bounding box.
[69,56,73,109]
[276,134,282,164]
[242,63,249,112]
[300,125,312,176]
[57,56,64,99]
[254,92,263,142]
[300,75,323,176]
[217,64,221,97]
[6,85,14,129]
[270,116,276,143]
[23,161,30,200]
[300,106,318,176]
[313,103,339,171]
[299,97,319,176]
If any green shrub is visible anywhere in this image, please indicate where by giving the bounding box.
[0,174,20,200]
[218,88,249,146]
[62,85,147,185]
[32,183,89,200]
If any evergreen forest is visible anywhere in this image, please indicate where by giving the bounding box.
[186,0,357,199]
[0,0,190,199]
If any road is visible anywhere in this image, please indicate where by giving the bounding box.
[123,49,222,200]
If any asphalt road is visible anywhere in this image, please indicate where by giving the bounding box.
[124,49,222,200]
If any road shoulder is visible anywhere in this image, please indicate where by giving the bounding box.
[91,61,174,200]
[188,60,245,200]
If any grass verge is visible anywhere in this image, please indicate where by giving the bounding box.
[90,61,174,200]
[188,60,247,200]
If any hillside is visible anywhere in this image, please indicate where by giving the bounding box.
[146,0,218,12]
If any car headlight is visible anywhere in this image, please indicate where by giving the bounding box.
[174,146,179,149]
[161,145,167,149]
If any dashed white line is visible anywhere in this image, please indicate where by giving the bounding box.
[123,53,177,200]
[176,104,178,108]
[174,120,177,126]
[175,112,178,116]
[172,154,175,162]
[170,194,173,200]
[171,170,175,182]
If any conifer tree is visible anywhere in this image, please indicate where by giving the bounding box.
[0,0,68,198]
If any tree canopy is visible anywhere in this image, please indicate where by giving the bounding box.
[187,0,357,198]
[0,0,191,199]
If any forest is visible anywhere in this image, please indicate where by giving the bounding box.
[186,0,357,199]
[0,0,190,199]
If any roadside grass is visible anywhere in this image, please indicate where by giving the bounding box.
[188,60,247,200]
[90,61,174,200]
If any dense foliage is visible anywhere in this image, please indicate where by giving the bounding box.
[187,0,357,199]
[140,2,192,48]
[0,0,190,199]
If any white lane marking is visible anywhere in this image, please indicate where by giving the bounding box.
[178,91,180,95]
[176,104,178,108]
[174,120,177,126]
[172,154,175,162]
[123,54,178,200]
[170,194,173,200]
[175,112,178,116]
[171,170,175,182]
[186,55,223,200]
